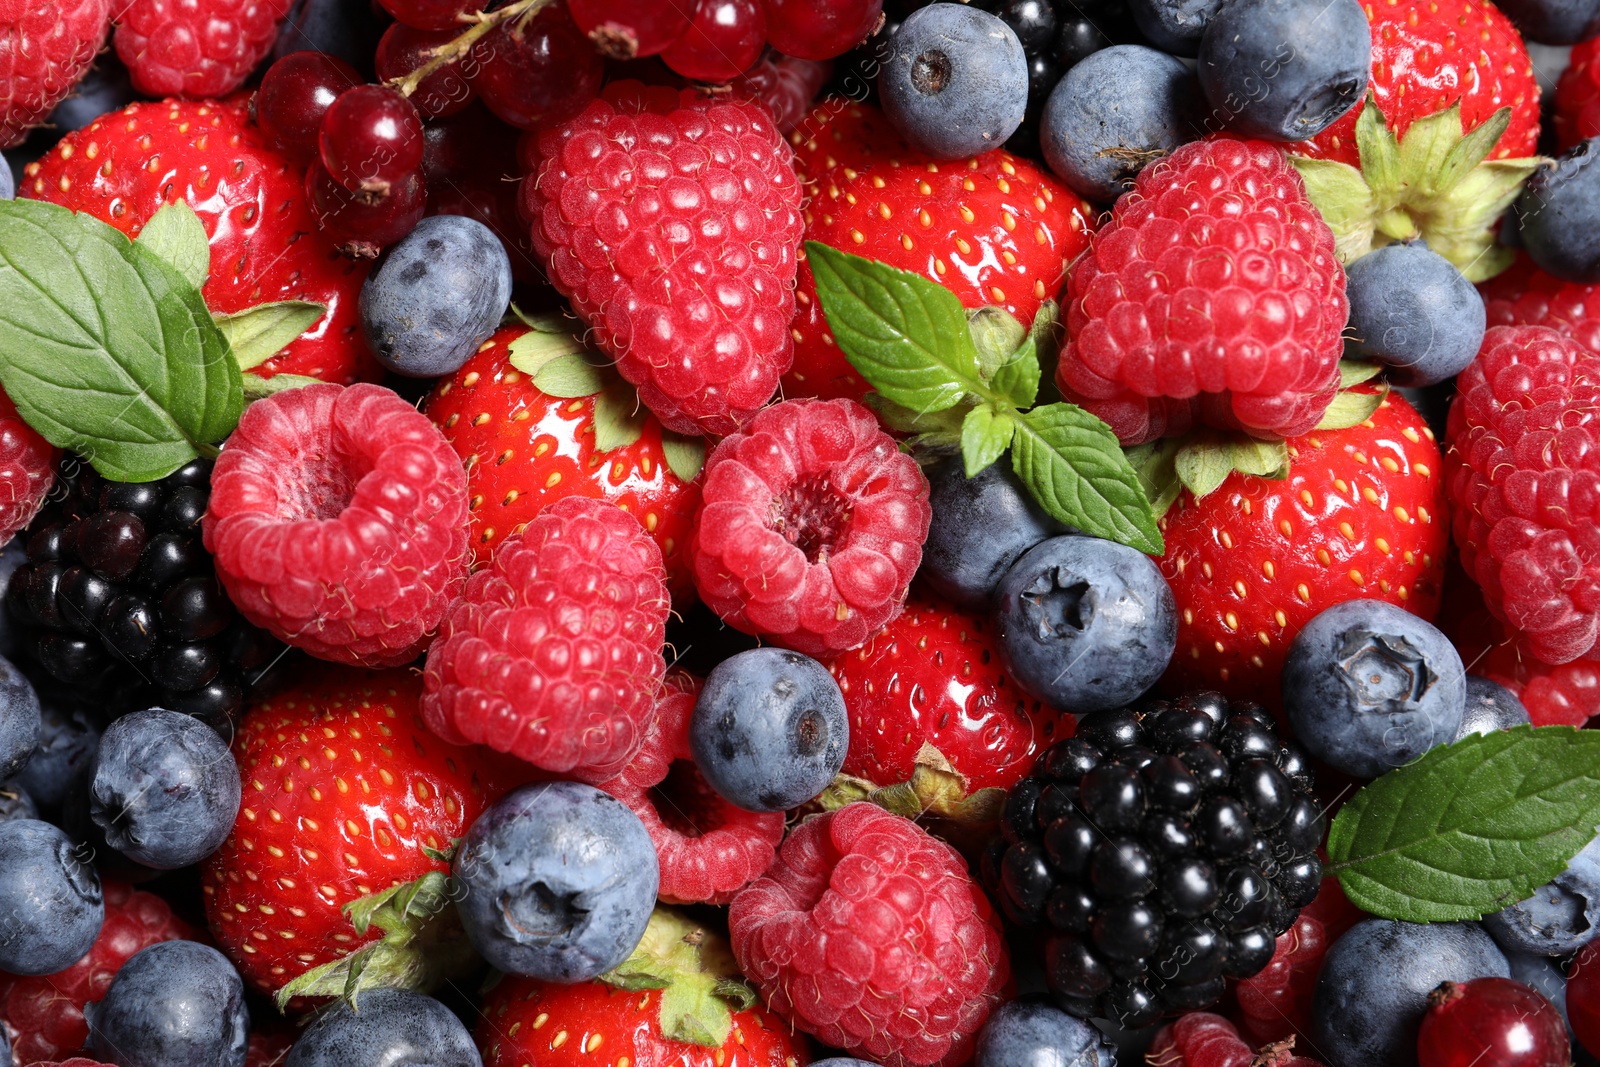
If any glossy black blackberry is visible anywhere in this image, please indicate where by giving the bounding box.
[5,457,282,730]
[982,692,1322,1028]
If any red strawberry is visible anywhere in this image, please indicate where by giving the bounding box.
[424,322,702,600]
[22,98,380,385]
[827,595,1073,804]
[0,0,110,147]
[480,909,808,1067]
[1157,389,1450,705]
[1557,35,1600,150]
[0,882,195,1065]
[784,101,1095,404]
[202,666,522,1003]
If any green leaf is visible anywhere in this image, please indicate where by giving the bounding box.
[991,339,1041,408]
[242,373,323,400]
[1328,726,1600,923]
[601,909,748,1049]
[1174,435,1235,499]
[660,433,707,482]
[533,353,606,398]
[967,305,1027,380]
[506,326,586,378]
[1125,437,1183,519]
[1011,403,1162,554]
[1289,156,1378,267]
[0,199,242,482]
[1316,386,1388,430]
[593,383,646,451]
[135,201,210,290]
[1354,98,1401,192]
[214,300,327,371]
[806,242,981,413]
[1339,360,1384,388]
[864,393,972,440]
[960,405,1014,477]
[1231,439,1291,479]
[1026,299,1064,405]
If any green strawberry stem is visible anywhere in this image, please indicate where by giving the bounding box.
[600,908,757,1048]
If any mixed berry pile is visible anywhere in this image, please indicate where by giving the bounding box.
[0,0,1599,1066]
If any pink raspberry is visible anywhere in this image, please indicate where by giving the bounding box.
[1446,325,1600,665]
[0,0,110,147]
[728,802,1009,1067]
[422,495,669,783]
[1482,252,1600,354]
[0,391,56,543]
[689,398,930,658]
[521,81,803,436]
[203,382,469,669]
[1055,138,1347,445]
[597,671,785,904]
[728,52,834,134]
[1148,1013,1328,1067]
[113,0,294,98]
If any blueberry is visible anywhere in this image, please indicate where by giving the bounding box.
[1311,919,1508,1067]
[1457,675,1532,739]
[1484,832,1600,956]
[1041,45,1204,203]
[690,647,847,812]
[89,708,241,869]
[1125,0,1226,55]
[1497,0,1600,43]
[285,987,479,1067]
[453,781,657,982]
[0,818,102,975]
[878,3,1030,160]
[922,457,1065,611]
[0,655,39,781]
[993,535,1177,713]
[360,215,513,378]
[975,997,1119,1067]
[1344,242,1487,387]
[1282,599,1465,779]
[14,695,100,810]
[0,156,12,201]
[86,940,248,1067]
[1518,141,1600,283]
[1197,0,1372,142]
[0,781,36,822]
[1505,950,1574,1041]
[47,58,136,134]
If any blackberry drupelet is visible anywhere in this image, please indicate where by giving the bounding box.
[4,457,282,730]
[982,692,1322,1027]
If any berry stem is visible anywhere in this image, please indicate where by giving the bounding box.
[384,0,554,98]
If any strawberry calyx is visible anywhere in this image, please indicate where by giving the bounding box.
[598,907,757,1048]
[273,869,478,1011]
[1290,97,1543,282]
[818,742,1008,826]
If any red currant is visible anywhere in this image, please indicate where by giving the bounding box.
[468,2,603,130]
[319,84,426,200]
[253,52,361,160]
[1570,939,1600,1055]
[1418,978,1570,1067]
[568,0,699,58]
[376,23,476,119]
[377,0,482,31]
[727,50,833,133]
[306,163,427,258]
[761,0,883,60]
[661,0,765,82]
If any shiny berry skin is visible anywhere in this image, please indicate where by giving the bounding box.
[0,0,111,147]
[375,23,474,119]
[254,51,361,159]
[568,0,697,58]
[0,391,58,543]
[319,84,425,200]
[377,0,481,31]
[114,0,294,97]
[1557,37,1600,151]
[661,0,766,82]
[761,0,884,60]
[467,1,602,130]
[305,163,426,258]
[1571,938,1600,1054]
[1419,978,1570,1067]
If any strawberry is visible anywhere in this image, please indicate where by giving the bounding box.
[479,909,807,1067]
[783,100,1095,404]
[826,595,1074,813]
[20,97,381,385]
[423,320,703,600]
[1288,0,1542,282]
[202,665,524,1004]
[1153,388,1450,705]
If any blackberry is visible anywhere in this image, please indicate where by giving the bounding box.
[5,457,282,731]
[982,691,1322,1028]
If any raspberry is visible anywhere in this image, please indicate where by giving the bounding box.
[1148,1012,1329,1067]
[597,672,785,905]
[0,881,194,1065]
[203,382,470,670]
[688,398,931,659]
[113,0,295,98]
[727,51,833,134]
[0,391,56,544]
[522,81,803,436]
[1054,138,1347,445]
[422,495,669,783]
[1482,253,1600,354]
[984,694,1322,1027]
[1445,325,1600,666]
[1233,879,1362,1047]
[728,802,1009,1067]
[1557,36,1600,152]
[0,0,110,147]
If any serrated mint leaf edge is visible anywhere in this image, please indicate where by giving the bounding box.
[1011,404,1163,554]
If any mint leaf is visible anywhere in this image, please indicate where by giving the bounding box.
[0,199,242,481]
[1126,438,1182,519]
[806,242,978,413]
[661,432,707,482]
[215,300,327,371]
[961,405,1014,476]
[136,201,209,290]
[1012,403,1163,553]
[991,339,1040,408]
[1327,726,1600,923]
